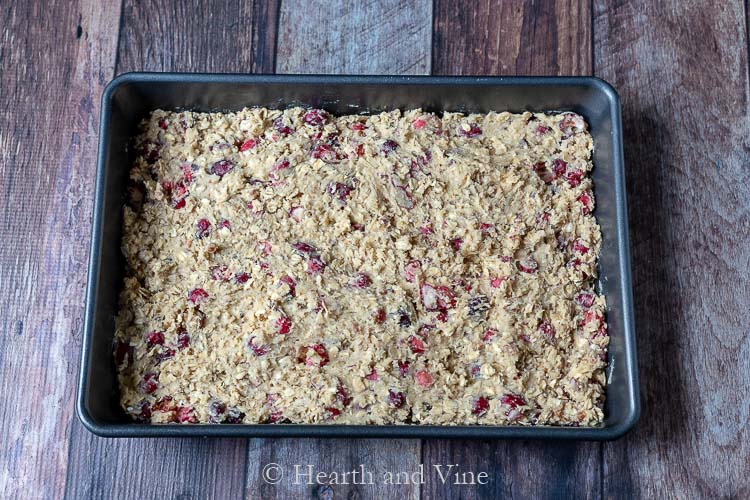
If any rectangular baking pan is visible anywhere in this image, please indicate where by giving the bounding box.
[77,73,639,439]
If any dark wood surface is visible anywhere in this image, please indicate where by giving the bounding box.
[0,0,747,498]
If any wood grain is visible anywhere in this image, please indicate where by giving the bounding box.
[0,0,121,497]
[246,439,421,499]
[276,0,433,74]
[432,0,591,75]
[117,0,280,73]
[62,0,281,498]
[594,0,750,497]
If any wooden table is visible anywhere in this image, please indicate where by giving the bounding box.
[1,0,748,498]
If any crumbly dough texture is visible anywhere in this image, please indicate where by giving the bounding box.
[115,107,608,426]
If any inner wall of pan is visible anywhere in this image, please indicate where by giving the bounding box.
[90,80,625,427]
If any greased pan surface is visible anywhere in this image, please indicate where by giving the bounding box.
[77,73,639,439]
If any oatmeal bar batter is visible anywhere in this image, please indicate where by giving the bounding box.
[115,107,608,426]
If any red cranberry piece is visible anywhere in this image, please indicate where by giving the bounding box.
[173,197,186,209]
[581,309,603,327]
[181,163,197,185]
[351,122,366,131]
[403,260,421,283]
[565,169,584,187]
[303,109,329,127]
[559,113,587,137]
[176,406,197,423]
[140,373,159,394]
[114,341,134,367]
[135,400,152,421]
[308,255,326,274]
[573,239,589,254]
[459,123,482,138]
[329,181,354,201]
[373,308,387,325]
[482,328,498,342]
[388,390,406,408]
[397,359,410,377]
[472,396,490,416]
[196,218,211,239]
[188,288,208,304]
[365,367,379,381]
[500,393,527,409]
[412,118,427,130]
[273,117,293,136]
[158,118,168,130]
[415,370,434,388]
[408,335,425,355]
[211,265,231,281]
[553,159,567,178]
[535,124,551,135]
[577,192,593,214]
[380,140,398,156]
[479,222,494,233]
[336,384,352,406]
[516,258,538,274]
[140,140,160,164]
[419,225,434,237]
[490,276,507,288]
[419,283,456,311]
[311,144,340,163]
[279,275,296,297]
[155,348,175,364]
[532,161,555,184]
[307,343,329,367]
[248,337,269,356]
[537,321,555,339]
[275,315,292,335]
[325,407,341,420]
[450,238,463,252]
[469,364,481,379]
[146,331,165,347]
[177,329,190,349]
[352,272,372,288]
[208,400,227,422]
[209,159,234,177]
[240,138,259,151]
[575,291,595,308]
[292,242,317,255]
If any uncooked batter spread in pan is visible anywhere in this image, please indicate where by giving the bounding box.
[115,107,608,426]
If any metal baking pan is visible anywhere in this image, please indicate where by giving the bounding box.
[77,73,639,439]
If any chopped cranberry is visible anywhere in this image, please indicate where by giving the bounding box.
[312,144,339,163]
[413,118,427,129]
[158,118,168,130]
[188,288,209,304]
[436,311,448,323]
[209,159,234,177]
[553,159,567,178]
[573,239,589,254]
[577,192,593,214]
[373,308,387,324]
[593,324,608,339]
[565,169,584,187]
[275,315,292,335]
[248,337,269,356]
[482,328,498,342]
[273,117,293,136]
[352,272,372,288]
[177,329,190,349]
[355,143,365,157]
[350,122,366,131]
[408,335,425,355]
[535,124,551,135]
[469,364,481,378]
[516,258,538,274]
[472,396,490,416]
[365,367,379,381]
[479,222,494,234]
[140,140,160,164]
[218,219,231,230]
[196,218,211,239]
[308,343,329,367]
[449,237,463,252]
[325,407,341,419]
[581,309,603,327]
[559,113,587,137]
[240,138,259,151]
[537,321,555,339]
[307,255,326,274]
[279,275,296,297]
[140,373,159,394]
[289,206,304,222]
[420,283,456,311]
[265,410,283,423]
[403,260,421,283]
[172,196,186,210]
[500,393,527,409]
[568,258,582,270]
[155,348,175,364]
[145,331,165,347]
[388,390,406,408]
[336,384,352,406]
[329,181,354,201]
[397,360,410,377]
[135,400,152,422]
[532,161,555,184]
[176,406,197,423]
[459,123,482,138]
[114,341,134,367]
[208,400,227,422]
[211,265,231,282]
[380,139,398,156]
[575,291,595,308]
[490,276,508,288]
[419,225,434,237]
[303,109,329,127]
[415,370,434,388]
[152,396,173,412]
[292,242,317,255]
